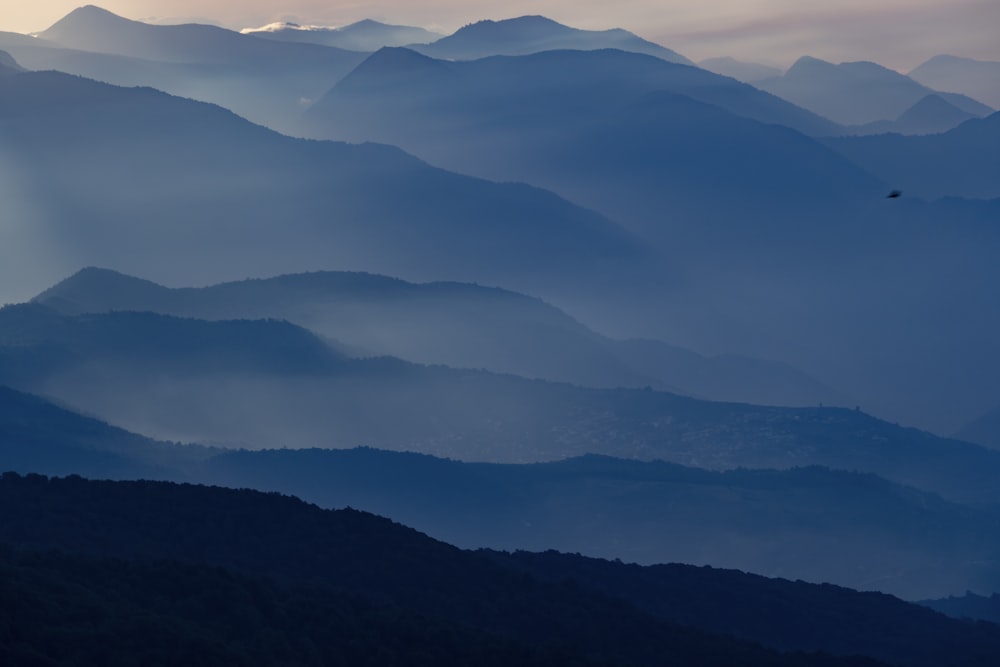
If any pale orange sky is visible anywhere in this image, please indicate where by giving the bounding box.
[2,1,999,70]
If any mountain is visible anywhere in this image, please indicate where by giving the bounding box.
[824,111,1000,199]
[299,46,1000,440]
[910,55,1000,109]
[5,473,1000,666]
[303,49,871,246]
[37,5,360,66]
[4,303,1000,507]
[758,56,993,126]
[33,267,847,408]
[0,68,641,307]
[698,56,781,82]
[198,447,1000,599]
[0,473,908,667]
[244,18,441,50]
[413,15,692,64]
[4,5,368,131]
[888,93,977,133]
[851,94,977,135]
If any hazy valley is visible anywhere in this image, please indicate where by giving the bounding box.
[1,4,999,665]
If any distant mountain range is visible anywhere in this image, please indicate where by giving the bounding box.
[756,55,993,127]
[299,44,1000,436]
[410,15,692,64]
[910,55,1000,109]
[0,66,640,307]
[0,5,367,131]
[242,18,442,51]
[849,94,979,135]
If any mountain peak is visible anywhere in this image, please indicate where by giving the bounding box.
[44,4,131,31]
[786,55,835,75]
[338,47,450,89]
[459,15,566,36]
[32,267,171,316]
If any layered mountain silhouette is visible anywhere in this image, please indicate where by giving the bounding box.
[850,94,978,135]
[37,5,358,66]
[4,473,1000,666]
[7,380,1000,599]
[825,111,1000,199]
[244,18,441,51]
[301,44,1000,437]
[0,67,640,307]
[412,15,692,64]
[198,447,1000,599]
[1,5,368,131]
[33,267,847,408]
[757,56,993,127]
[910,55,1000,109]
[3,302,1000,508]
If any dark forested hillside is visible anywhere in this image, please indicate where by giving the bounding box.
[0,473,902,667]
[8,473,1000,666]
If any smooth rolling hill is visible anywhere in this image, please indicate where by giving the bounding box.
[412,15,692,64]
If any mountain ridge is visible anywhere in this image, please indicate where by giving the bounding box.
[412,15,693,65]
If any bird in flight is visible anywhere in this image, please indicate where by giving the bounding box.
[886,190,902,199]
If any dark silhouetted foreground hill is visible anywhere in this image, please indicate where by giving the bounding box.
[0,542,600,667]
[0,473,905,667]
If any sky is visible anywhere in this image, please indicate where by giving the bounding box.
[1,1,1000,70]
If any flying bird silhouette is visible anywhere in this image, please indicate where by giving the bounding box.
[886,190,902,199]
